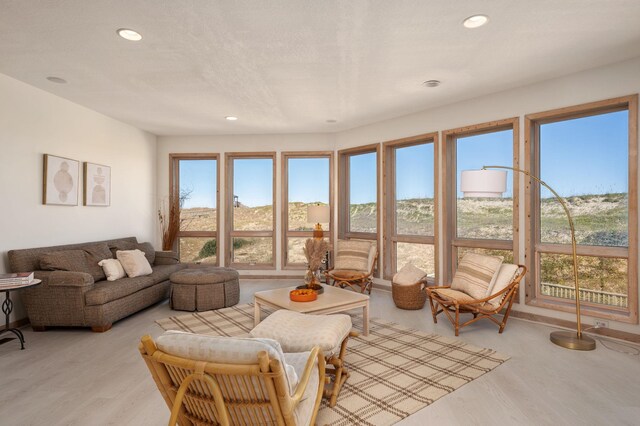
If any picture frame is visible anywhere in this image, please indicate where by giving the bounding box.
[83,162,111,207]
[43,154,80,206]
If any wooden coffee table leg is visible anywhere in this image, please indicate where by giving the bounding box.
[363,303,369,336]
[254,300,261,327]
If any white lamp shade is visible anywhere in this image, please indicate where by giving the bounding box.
[460,170,507,198]
[307,204,330,223]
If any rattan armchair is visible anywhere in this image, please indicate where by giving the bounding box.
[426,265,526,336]
[325,240,378,294]
[139,334,325,426]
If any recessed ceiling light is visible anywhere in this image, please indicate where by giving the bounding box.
[326,119,337,123]
[423,80,441,88]
[463,14,489,29]
[117,28,143,41]
[46,76,67,84]
[225,116,238,121]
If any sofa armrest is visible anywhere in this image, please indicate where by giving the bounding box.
[154,250,179,265]
[35,270,94,288]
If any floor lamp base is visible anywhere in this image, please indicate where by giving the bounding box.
[550,330,596,351]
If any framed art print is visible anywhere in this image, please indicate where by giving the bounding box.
[83,162,111,206]
[43,154,80,206]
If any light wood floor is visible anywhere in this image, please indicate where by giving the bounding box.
[1,280,638,425]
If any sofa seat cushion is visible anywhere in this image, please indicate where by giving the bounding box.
[85,276,154,306]
[149,263,187,284]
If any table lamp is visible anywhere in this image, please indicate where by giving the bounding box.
[460,166,596,351]
[307,204,330,239]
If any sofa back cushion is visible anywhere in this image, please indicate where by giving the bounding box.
[109,241,155,265]
[39,243,113,282]
[156,330,299,395]
[8,237,138,273]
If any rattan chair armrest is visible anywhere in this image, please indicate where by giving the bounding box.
[291,346,323,404]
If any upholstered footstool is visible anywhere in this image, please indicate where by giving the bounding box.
[250,309,357,407]
[169,267,240,311]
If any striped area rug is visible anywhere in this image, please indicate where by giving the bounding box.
[156,303,509,426]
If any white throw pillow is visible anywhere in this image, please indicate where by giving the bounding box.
[116,249,152,278]
[393,263,427,285]
[487,264,520,308]
[156,330,299,395]
[98,258,126,281]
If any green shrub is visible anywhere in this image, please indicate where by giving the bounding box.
[197,239,217,259]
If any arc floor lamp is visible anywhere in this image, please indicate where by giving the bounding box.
[460,165,596,351]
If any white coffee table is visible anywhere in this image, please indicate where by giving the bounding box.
[254,284,370,336]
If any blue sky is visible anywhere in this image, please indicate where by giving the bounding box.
[179,159,216,208]
[233,158,273,207]
[178,110,628,208]
[539,110,627,197]
[457,129,514,197]
[288,158,330,203]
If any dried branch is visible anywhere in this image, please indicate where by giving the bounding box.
[303,238,331,271]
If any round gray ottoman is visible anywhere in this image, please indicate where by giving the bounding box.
[170,267,240,311]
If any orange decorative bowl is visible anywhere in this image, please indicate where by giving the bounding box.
[289,289,317,302]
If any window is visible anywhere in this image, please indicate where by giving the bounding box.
[526,96,638,323]
[282,152,333,269]
[383,134,437,280]
[443,118,519,283]
[170,154,219,264]
[338,144,380,272]
[225,153,276,268]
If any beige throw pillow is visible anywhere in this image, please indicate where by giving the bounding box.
[487,264,520,309]
[116,249,152,278]
[393,263,427,285]
[98,258,127,281]
[451,253,502,300]
[334,239,372,272]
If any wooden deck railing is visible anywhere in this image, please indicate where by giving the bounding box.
[541,283,628,308]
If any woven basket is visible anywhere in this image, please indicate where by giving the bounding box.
[392,279,427,310]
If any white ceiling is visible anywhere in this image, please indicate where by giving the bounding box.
[1,0,640,136]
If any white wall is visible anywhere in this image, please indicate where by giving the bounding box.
[0,74,157,323]
[156,134,336,274]
[335,56,640,335]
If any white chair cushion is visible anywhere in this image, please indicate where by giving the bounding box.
[487,264,520,308]
[156,330,299,395]
[393,263,427,285]
[334,239,372,272]
[366,243,377,273]
[284,352,320,426]
[451,253,502,300]
[250,310,352,357]
[116,249,152,278]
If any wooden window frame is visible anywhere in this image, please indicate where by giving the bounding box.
[382,133,439,281]
[337,143,381,276]
[281,151,335,270]
[525,95,638,324]
[224,152,277,269]
[169,153,220,266]
[442,118,520,284]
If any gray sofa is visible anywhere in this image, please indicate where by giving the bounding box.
[8,237,187,332]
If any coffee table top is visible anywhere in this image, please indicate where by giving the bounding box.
[254,284,369,313]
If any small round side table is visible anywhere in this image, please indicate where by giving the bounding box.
[1,279,41,350]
